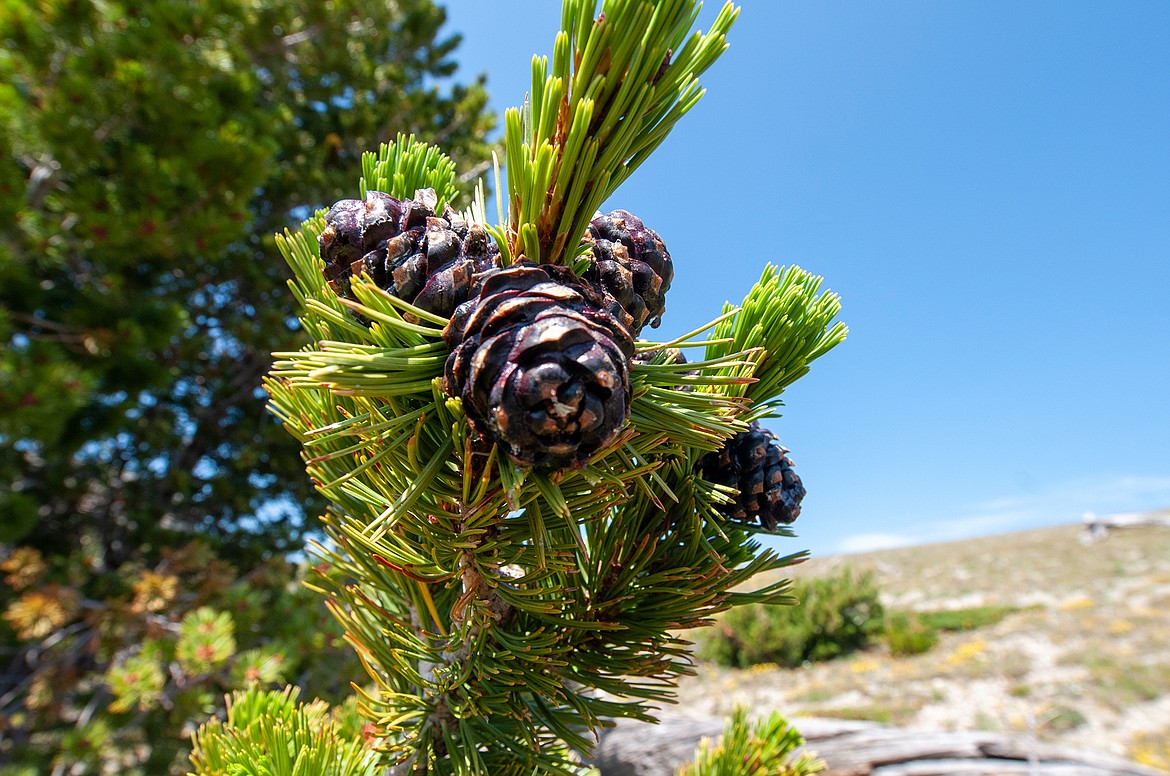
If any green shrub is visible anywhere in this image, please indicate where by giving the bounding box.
[883,611,938,656]
[698,568,884,668]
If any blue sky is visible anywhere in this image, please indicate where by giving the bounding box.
[439,1,1170,557]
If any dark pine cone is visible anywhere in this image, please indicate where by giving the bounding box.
[442,264,635,468]
[699,421,806,532]
[582,209,674,336]
[318,188,498,320]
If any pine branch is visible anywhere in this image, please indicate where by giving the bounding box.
[704,264,848,417]
[190,686,381,776]
[257,4,849,772]
[677,706,826,776]
[267,205,824,771]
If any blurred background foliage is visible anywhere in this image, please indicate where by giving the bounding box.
[0,0,494,771]
[0,0,494,564]
[0,542,363,773]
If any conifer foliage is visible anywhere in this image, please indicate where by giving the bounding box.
[248,1,847,773]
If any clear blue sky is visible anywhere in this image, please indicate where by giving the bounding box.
[438,1,1170,557]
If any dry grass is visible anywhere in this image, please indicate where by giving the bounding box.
[675,519,1170,766]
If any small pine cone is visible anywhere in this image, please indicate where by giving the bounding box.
[442,264,635,468]
[582,209,674,336]
[699,421,806,531]
[632,347,697,392]
[632,347,687,367]
[318,188,499,320]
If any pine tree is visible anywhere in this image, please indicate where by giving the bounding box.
[0,0,494,563]
[197,1,847,773]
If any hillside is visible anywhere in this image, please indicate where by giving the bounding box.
[676,517,1170,771]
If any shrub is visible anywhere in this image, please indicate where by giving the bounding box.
[881,604,1020,657]
[698,568,884,668]
[883,611,939,656]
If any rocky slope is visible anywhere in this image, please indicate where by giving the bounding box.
[674,517,1170,772]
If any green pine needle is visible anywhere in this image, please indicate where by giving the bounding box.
[505,0,740,265]
[189,686,381,776]
[677,705,825,776]
[705,264,847,415]
[360,133,459,210]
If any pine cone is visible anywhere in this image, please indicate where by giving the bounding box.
[442,264,635,468]
[318,188,498,320]
[699,422,806,531]
[582,209,674,336]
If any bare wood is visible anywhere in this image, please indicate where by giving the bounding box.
[590,714,1166,776]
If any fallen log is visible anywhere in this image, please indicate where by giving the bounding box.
[589,714,1165,776]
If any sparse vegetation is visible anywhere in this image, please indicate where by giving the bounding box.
[1130,728,1170,772]
[1084,654,1169,708]
[1038,704,1088,734]
[917,605,1020,632]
